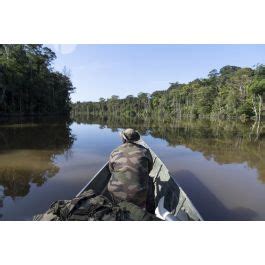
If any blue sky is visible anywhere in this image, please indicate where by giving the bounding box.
[47,45,265,102]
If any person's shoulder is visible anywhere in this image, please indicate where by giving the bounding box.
[131,143,151,156]
[134,143,150,152]
[110,144,126,156]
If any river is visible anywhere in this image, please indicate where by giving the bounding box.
[0,116,264,220]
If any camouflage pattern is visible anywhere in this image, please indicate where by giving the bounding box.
[33,189,98,221]
[33,189,160,221]
[108,142,153,208]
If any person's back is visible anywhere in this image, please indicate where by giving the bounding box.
[108,129,153,208]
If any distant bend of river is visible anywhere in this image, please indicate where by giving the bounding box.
[0,116,264,220]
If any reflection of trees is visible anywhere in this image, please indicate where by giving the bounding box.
[0,117,75,205]
[0,157,59,198]
[0,117,74,151]
[0,187,4,209]
[73,113,265,182]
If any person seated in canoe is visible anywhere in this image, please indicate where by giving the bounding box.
[108,128,154,211]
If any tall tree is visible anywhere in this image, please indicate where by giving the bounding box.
[0,44,75,115]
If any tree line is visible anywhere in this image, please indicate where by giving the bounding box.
[72,65,265,121]
[0,45,75,116]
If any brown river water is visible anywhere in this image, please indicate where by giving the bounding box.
[0,116,264,220]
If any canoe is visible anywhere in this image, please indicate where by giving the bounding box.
[76,139,203,221]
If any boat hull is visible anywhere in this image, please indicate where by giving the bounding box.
[77,139,203,221]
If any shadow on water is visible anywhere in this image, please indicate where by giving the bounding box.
[172,170,258,221]
[0,117,75,216]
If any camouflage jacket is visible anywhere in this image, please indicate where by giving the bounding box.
[108,142,153,207]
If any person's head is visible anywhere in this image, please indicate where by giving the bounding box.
[120,128,140,143]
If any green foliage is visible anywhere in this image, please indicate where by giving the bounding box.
[72,64,265,120]
[249,80,265,95]
[208,69,219,78]
[0,44,75,115]
[219,65,240,76]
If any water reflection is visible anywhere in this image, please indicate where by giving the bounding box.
[1,114,265,220]
[71,114,265,220]
[73,114,265,183]
[0,117,75,215]
[172,170,258,220]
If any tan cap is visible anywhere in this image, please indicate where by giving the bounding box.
[121,128,140,142]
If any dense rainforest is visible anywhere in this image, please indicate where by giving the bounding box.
[72,65,265,121]
[0,45,75,116]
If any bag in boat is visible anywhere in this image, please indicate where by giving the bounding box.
[33,189,160,221]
